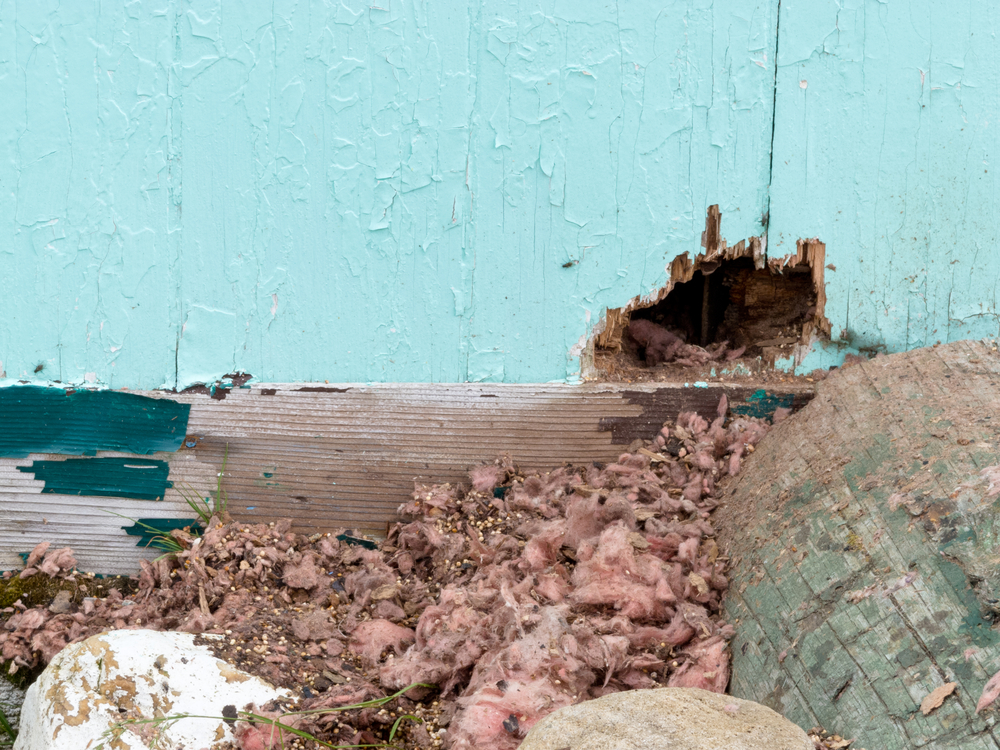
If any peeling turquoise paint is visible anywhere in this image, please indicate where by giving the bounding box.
[18,458,172,501]
[336,533,378,551]
[6,0,987,386]
[768,0,1000,360]
[121,519,203,549]
[0,0,776,388]
[0,386,189,458]
[730,389,795,421]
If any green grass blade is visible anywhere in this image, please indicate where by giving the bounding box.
[0,706,15,742]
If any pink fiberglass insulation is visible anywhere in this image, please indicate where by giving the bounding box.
[376,397,771,749]
[627,319,746,367]
[0,398,772,750]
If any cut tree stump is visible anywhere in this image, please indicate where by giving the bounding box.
[718,340,1000,749]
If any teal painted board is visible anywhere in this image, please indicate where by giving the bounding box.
[0,0,776,389]
[0,380,812,573]
[0,386,189,458]
[768,0,1000,367]
[121,519,203,549]
[18,458,173,501]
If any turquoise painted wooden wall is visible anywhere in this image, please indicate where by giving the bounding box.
[1,0,995,388]
[770,0,1000,371]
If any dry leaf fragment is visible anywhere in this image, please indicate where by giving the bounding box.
[882,570,917,598]
[920,682,957,715]
[827,737,855,749]
[887,493,912,511]
[704,538,719,564]
[982,465,1000,498]
[830,499,850,513]
[977,670,1000,713]
[846,583,878,603]
[688,573,709,596]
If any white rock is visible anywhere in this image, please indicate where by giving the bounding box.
[518,687,814,750]
[15,629,289,750]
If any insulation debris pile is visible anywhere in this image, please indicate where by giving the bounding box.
[0,398,770,750]
[628,319,746,367]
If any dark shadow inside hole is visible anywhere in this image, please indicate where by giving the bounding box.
[629,258,817,359]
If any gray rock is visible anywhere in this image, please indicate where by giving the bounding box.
[518,688,814,750]
[47,590,72,614]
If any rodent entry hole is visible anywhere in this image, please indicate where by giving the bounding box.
[627,258,817,361]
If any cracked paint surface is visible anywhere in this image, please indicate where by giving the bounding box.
[0,0,776,388]
[769,0,1000,366]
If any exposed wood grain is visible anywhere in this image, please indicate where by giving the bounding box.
[718,341,1000,749]
[0,381,811,574]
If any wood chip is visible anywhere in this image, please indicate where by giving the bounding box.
[634,508,660,522]
[920,682,957,715]
[756,336,800,348]
[627,532,651,550]
[638,447,666,463]
[371,584,399,601]
[322,669,348,685]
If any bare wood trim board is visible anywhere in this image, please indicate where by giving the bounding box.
[0,381,812,573]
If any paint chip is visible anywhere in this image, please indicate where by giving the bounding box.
[977,670,1000,713]
[920,682,956,715]
[799,80,808,89]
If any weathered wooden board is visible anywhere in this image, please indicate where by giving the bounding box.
[718,341,1000,749]
[0,381,811,574]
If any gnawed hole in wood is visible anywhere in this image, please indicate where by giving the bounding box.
[631,258,816,355]
[596,239,830,371]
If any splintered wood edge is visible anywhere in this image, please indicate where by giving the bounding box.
[0,381,813,573]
